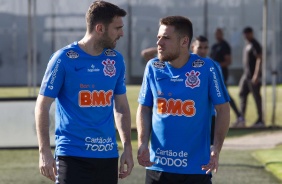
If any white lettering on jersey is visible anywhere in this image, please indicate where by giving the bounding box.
[154,148,188,167]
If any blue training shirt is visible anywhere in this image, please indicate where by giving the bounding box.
[138,53,230,174]
[39,41,126,158]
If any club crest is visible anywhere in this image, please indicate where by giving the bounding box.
[185,70,201,89]
[104,49,117,56]
[102,59,116,77]
[153,61,165,69]
[66,50,79,59]
[192,59,205,68]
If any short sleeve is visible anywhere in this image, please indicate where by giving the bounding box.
[138,62,153,107]
[224,42,231,55]
[114,58,126,95]
[253,41,262,56]
[208,61,230,105]
[39,52,65,98]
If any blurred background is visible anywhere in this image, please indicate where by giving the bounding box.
[0,0,281,90]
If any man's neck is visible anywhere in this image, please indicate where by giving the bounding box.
[78,35,104,56]
[168,52,190,69]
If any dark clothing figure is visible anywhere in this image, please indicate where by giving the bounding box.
[239,38,263,125]
[242,39,262,79]
[210,40,243,120]
[210,40,230,82]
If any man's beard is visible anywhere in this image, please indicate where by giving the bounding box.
[158,51,179,62]
[100,31,118,49]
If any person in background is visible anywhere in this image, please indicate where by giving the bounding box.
[236,26,264,128]
[210,28,245,127]
[34,1,133,183]
[141,47,158,62]
[137,16,230,184]
[191,35,217,145]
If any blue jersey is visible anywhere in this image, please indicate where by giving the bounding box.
[211,60,223,116]
[39,41,126,158]
[138,53,229,174]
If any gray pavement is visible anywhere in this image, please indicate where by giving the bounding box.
[223,130,282,150]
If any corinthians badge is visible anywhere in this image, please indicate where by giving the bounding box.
[102,59,116,77]
[185,70,201,89]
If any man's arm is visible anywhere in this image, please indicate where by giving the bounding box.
[202,102,230,174]
[35,94,56,182]
[136,104,154,167]
[114,94,134,179]
[220,54,231,67]
[252,53,262,84]
[220,43,232,68]
[213,102,230,155]
[141,47,158,61]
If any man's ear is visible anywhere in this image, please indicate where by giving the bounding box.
[95,23,105,34]
[181,36,190,48]
[190,44,194,52]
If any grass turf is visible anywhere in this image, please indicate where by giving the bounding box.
[0,145,281,184]
[252,145,282,182]
[0,131,281,184]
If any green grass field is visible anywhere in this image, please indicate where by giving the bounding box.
[0,85,281,183]
[0,132,281,184]
[252,145,282,181]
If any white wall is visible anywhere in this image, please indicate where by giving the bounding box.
[0,99,55,148]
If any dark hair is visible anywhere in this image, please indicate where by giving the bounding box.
[86,1,127,32]
[195,35,208,43]
[215,28,223,34]
[160,16,193,47]
[243,26,253,34]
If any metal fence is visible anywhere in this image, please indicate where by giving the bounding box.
[0,0,281,89]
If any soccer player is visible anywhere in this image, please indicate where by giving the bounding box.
[191,35,216,145]
[35,1,133,184]
[191,35,209,58]
[136,16,230,184]
[210,28,244,127]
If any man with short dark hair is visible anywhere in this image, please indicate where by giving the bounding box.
[191,35,209,58]
[35,1,134,183]
[235,26,264,128]
[137,16,230,184]
[191,35,217,145]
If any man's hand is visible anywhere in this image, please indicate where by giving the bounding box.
[137,144,155,167]
[119,147,134,179]
[39,151,57,182]
[201,146,219,174]
[252,75,259,85]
